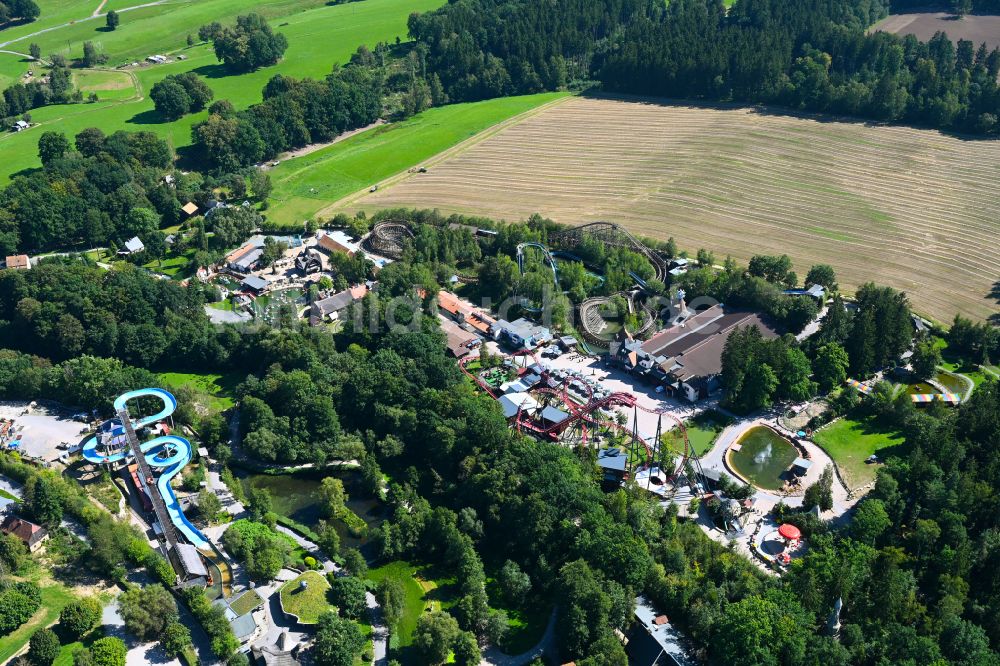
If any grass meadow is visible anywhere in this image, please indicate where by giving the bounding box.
[0,0,446,181]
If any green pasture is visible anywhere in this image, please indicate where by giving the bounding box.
[367,561,427,649]
[266,92,569,226]
[0,0,446,181]
[72,68,136,100]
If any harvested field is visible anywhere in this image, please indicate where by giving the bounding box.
[353,96,1000,323]
[872,12,1000,50]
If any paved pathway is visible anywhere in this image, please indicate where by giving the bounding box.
[701,413,856,511]
[480,608,557,666]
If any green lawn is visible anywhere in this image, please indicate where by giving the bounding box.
[279,570,332,625]
[53,627,102,666]
[485,576,550,655]
[0,0,447,182]
[144,248,196,278]
[0,577,78,664]
[266,92,569,226]
[156,370,242,412]
[72,69,137,101]
[813,414,906,489]
[367,561,427,649]
[229,589,263,617]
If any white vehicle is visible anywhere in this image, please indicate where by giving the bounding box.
[66,442,84,454]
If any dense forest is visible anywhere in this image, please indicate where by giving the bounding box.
[0,261,224,366]
[410,0,1000,135]
[0,0,38,27]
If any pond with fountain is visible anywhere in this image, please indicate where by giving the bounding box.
[728,426,799,491]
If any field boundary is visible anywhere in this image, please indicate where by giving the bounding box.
[316,93,574,217]
[351,95,1000,323]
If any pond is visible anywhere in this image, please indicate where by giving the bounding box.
[238,468,384,555]
[728,426,799,491]
[905,381,937,395]
[906,371,968,397]
[934,371,968,396]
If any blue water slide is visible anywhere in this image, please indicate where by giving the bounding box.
[82,388,209,549]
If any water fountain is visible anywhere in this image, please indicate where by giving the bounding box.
[728,426,798,490]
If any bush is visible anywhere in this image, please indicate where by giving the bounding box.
[117,584,177,641]
[179,587,239,659]
[303,555,317,569]
[28,627,60,666]
[59,597,102,639]
[0,582,42,634]
[163,621,192,657]
[90,637,127,666]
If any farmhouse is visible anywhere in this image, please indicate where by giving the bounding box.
[5,254,30,270]
[1,515,49,552]
[11,120,29,132]
[615,305,778,401]
[295,248,323,274]
[440,317,480,358]
[316,230,358,257]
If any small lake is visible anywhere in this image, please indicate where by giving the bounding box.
[728,426,799,490]
[238,468,384,555]
[906,371,968,397]
[935,371,968,396]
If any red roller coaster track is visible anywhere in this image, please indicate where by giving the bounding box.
[461,351,707,495]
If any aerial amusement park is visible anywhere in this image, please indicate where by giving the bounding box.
[457,222,712,505]
[82,387,224,587]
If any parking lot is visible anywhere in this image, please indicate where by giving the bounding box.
[0,401,91,463]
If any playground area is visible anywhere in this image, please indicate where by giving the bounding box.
[752,522,807,570]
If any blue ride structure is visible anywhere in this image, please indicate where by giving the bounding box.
[82,388,209,549]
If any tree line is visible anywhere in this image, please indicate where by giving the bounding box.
[1,57,73,120]
[0,0,38,27]
[407,0,1000,135]
[192,63,381,173]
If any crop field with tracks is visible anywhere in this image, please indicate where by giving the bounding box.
[353,95,1000,324]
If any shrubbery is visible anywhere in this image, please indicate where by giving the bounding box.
[0,580,41,634]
